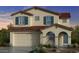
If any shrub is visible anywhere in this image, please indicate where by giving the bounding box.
[29,46,46,53]
[0,29,10,46]
[41,44,52,48]
[71,26,79,44]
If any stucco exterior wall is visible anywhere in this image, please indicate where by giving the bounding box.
[10,32,14,46]
[10,8,71,48]
[58,19,70,26]
[31,31,41,48]
[27,9,59,26]
[11,8,70,27]
[41,26,71,47]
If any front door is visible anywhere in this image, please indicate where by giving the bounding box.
[46,32,55,47]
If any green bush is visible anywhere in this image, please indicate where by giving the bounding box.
[29,46,46,53]
[71,26,79,44]
[0,29,10,46]
[41,44,52,48]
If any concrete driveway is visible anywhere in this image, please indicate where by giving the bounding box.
[0,47,32,53]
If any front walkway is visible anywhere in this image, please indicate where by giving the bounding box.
[0,47,79,53]
[43,48,79,53]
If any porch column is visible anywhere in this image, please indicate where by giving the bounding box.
[68,36,71,45]
[40,35,47,45]
[55,36,58,47]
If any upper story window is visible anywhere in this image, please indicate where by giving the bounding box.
[15,16,28,25]
[35,16,40,21]
[15,17,19,25]
[43,16,54,26]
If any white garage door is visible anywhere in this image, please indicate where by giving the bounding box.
[13,33,32,47]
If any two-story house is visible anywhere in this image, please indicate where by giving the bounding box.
[9,7,73,49]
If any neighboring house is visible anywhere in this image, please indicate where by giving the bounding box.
[9,7,73,49]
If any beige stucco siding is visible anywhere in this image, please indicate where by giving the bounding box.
[11,8,70,27]
[10,32,14,46]
[41,26,71,46]
[10,8,71,48]
[31,31,41,48]
[58,19,70,26]
[41,26,71,36]
[27,9,59,26]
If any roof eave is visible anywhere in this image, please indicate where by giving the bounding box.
[11,11,33,16]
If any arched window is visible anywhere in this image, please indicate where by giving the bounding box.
[63,32,68,43]
[46,32,55,47]
[59,32,68,44]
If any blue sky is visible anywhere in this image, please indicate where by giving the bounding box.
[0,6,79,28]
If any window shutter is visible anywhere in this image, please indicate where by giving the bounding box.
[24,17,28,25]
[15,17,19,25]
[44,17,46,24]
[51,16,54,25]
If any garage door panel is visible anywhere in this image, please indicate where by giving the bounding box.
[13,33,32,47]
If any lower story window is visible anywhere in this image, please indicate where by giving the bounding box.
[63,33,68,43]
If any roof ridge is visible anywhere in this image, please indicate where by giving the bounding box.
[23,6,60,15]
[11,6,71,19]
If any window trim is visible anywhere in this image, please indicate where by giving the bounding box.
[43,16,54,25]
[15,16,28,25]
[35,16,40,21]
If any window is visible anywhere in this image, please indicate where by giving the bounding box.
[44,16,54,25]
[15,16,28,25]
[63,33,68,43]
[22,16,28,25]
[58,32,68,44]
[46,32,55,40]
[35,16,40,21]
[15,17,19,25]
[62,19,67,23]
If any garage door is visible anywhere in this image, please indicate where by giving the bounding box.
[13,33,32,47]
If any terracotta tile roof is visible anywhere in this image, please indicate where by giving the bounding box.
[54,24,73,31]
[11,6,71,19]
[41,24,73,31]
[11,11,33,16]
[9,26,48,32]
[59,13,71,19]
[9,24,73,32]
